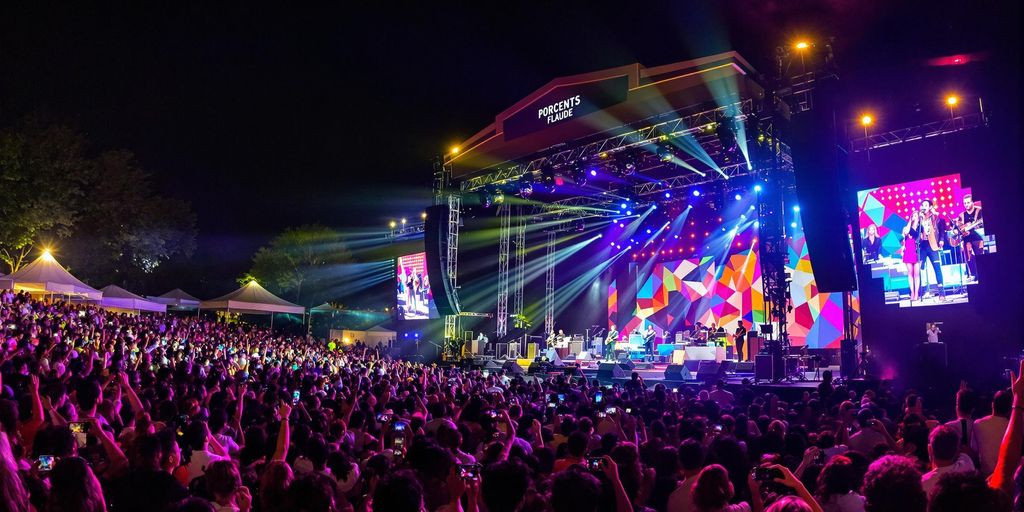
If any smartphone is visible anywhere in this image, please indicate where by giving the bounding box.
[625,407,633,414]
[597,411,607,419]
[594,392,603,404]
[377,413,392,423]
[69,422,88,448]
[586,457,603,471]
[713,424,723,433]
[557,393,566,404]
[393,436,405,451]
[393,420,408,432]
[605,407,616,415]
[78,310,86,317]
[547,402,556,409]
[753,466,782,483]
[672,387,679,393]
[458,463,481,480]
[37,455,56,472]
[292,390,301,405]
[482,370,490,378]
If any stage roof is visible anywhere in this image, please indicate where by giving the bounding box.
[446,51,765,180]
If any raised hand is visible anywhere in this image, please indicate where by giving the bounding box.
[277,401,292,420]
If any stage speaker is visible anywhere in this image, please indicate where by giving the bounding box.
[734,361,755,373]
[664,364,694,381]
[755,354,775,381]
[501,360,524,375]
[484,360,504,370]
[696,361,725,381]
[840,339,859,378]
[789,77,858,292]
[424,204,460,315]
[529,361,552,375]
[616,353,636,369]
[597,362,629,381]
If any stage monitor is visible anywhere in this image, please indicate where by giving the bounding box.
[396,252,439,320]
[856,173,995,308]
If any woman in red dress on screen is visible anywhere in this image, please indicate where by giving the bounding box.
[901,213,921,302]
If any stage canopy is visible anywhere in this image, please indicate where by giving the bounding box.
[148,288,202,310]
[0,251,102,300]
[200,281,305,315]
[100,285,167,313]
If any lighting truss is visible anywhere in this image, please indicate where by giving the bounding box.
[851,110,987,152]
[495,205,512,337]
[443,193,462,341]
[543,230,556,338]
[460,99,756,192]
[512,209,526,320]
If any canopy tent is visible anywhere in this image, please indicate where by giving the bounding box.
[0,252,101,300]
[200,281,305,315]
[147,288,202,310]
[99,285,167,313]
[310,302,343,313]
[330,324,397,348]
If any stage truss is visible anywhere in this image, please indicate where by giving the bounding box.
[495,205,511,337]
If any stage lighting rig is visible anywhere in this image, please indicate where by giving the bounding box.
[540,164,558,192]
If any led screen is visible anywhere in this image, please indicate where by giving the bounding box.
[396,252,438,320]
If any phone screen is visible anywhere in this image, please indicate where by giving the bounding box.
[394,421,407,432]
[594,392,603,404]
[69,422,88,447]
[557,393,565,403]
[459,464,480,480]
[37,455,55,472]
[292,390,301,405]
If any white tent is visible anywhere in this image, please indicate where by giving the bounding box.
[100,285,167,313]
[199,280,305,315]
[147,288,202,310]
[0,251,101,300]
[330,324,397,348]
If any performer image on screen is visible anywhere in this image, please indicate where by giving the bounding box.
[926,322,941,343]
[901,214,922,302]
[734,323,748,361]
[605,324,619,360]
[956,194,984,282]
[917,199,946,301]
[863,224,881,261]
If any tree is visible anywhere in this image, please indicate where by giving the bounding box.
[0,121,90,273]
[247,224,353,305]
[62,150,196,288]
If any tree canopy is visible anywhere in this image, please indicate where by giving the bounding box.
[246,224,353,306]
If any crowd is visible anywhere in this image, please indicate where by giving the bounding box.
[0,288,1021,512]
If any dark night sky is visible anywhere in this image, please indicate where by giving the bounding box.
[1,1,1018,294]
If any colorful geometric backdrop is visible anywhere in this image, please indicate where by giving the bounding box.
[611,215,857,349]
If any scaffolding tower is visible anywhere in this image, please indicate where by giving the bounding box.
[495,205,512,337]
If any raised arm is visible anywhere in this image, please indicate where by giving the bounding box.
[118,372,145,416]
[272,401,292,462]
[990,360,1024,494]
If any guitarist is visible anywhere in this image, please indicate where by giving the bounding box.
[956,194,984,282]
[917,200,946,301]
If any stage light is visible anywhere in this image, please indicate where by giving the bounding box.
[619,223,625,228]
[793,205,800,212]
[754,184,762,192]
[795,41,810,50]
[450,146,460,154]
[946,95,959,106]
[646,229,652,234]
[421,212,427,220]
[590,169,597,177]
[657,145,674,162]
[664,192,671,198]
[692,190,701,197]
[41,248,55,262]
[597,233,603,238]
[599,152,608,158]
[860,114,873,127]
[389,220,397,229]
[790,222,798,228]
[626,210,632,215]
[620,203,628,209]
[735,194,742,201]
[401,218,407,225]
[609,242,615,246]
[519,181,534,198]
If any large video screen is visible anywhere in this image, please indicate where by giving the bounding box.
[396,252,438,320]
[857,173,995,308]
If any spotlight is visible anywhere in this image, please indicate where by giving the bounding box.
[421,212,427,220]
[795,41,810,50]
[621,203,628,209]
[590,169,598,177]
[518,181,534,198]
[656,144,674,162]
[626,210,632,215]
[450,146,460,154]
[754,185,763,192]
[793,206,800,212]
[860,114,873,127]
[664,192,671,198]
[946,95,959,106]
[734,194,742,201]
[389,221,397,229]
[401,218,407,225]
[692,190,701,197]
[790,222,798,228]
[646,229,652,234]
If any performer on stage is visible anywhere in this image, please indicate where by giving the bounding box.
[956,194,983,282]
[926,322,942,343]
[605,324,619,360]
[917,200,946,301]
[643,325,656,356]
[734,323,748,361]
